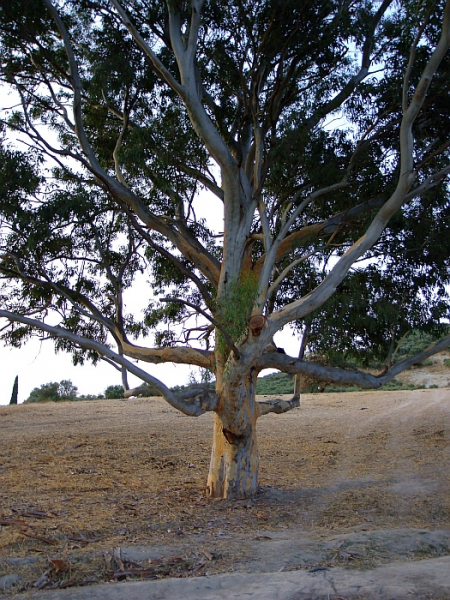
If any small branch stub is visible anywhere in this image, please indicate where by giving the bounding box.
[249,315,266,337]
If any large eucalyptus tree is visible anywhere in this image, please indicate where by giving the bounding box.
[1,0,450,498]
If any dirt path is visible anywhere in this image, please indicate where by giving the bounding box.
[1,388,449,595]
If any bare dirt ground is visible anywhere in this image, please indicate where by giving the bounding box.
[1,380,449,596]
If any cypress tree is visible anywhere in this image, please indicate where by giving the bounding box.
[9,375,18,405]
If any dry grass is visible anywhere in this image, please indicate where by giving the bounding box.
[1,388,449,593]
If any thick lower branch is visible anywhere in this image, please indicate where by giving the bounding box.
[125,383,218,412]
[258,334,450,389]
[121,340,212,368]
[257,394,300,417]
[0,310,212,416]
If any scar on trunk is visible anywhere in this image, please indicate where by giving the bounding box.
[222,428,245,444]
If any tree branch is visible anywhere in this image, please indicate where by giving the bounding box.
[402,2,436,113]
[253,195,385,278]
[268,250,317,296]
[304,0,394,132]
[124,211,214,304]
[93,99,224,201]
[42,0,220,286]
[124,382,218,413]
[165,1,236,172]
[256,180,350,305]
[160,297,240,359]
[108,0,184,95]
[0,309,214,416]
[0,255,119,337]
[257,394,300,417]
[257,333,450,389]
[120,339,212,369]
[267,3,450,335]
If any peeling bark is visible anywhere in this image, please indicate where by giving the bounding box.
[206,412,259,499]
[206,368,260,499]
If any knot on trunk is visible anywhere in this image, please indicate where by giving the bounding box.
[248,314,266,336]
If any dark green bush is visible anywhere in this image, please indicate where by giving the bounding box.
[25,380,78,403]
[104,385,125,399]
[256,372,294,395]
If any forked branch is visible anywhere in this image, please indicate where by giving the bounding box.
[160,297,240,359]
[268,1,450,334]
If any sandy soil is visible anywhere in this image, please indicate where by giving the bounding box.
[0,387,449,595]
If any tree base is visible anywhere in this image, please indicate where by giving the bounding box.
[206,413,259,499]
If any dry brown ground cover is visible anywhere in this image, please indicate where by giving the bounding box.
[1,387,449,595]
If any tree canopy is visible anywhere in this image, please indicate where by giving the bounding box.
[1,0,449,497]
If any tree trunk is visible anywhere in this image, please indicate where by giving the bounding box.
[294,323,310,398]
[206,369,259,499]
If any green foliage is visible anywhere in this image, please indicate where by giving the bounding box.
[216,272,259,356]
[256,372,294,395]
[281,268,449,369]
[397,330,448,359]
[26,382,60,403]
[26,380,77,403]
[104,385,125,399]
[77,394,104,401]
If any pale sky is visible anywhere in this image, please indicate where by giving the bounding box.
[0,340,193,405]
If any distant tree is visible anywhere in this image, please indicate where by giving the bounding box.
[104,384,125,399]
[25,379,77,402]
[9,375,18,405]
[58,379,78,400]
[26,382,60,403]
[1,0,450,497]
